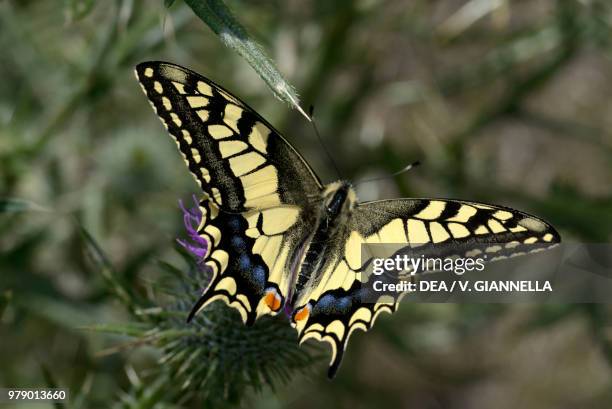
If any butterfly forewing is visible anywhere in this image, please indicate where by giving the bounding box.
[135,62,322,212]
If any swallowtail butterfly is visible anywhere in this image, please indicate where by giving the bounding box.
[136,62,560,378]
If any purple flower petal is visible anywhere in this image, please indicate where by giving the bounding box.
[177,196,209,261]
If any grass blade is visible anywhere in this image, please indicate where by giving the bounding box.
[182,0,310,120]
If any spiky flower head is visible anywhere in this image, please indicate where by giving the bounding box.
[87,196,319,408]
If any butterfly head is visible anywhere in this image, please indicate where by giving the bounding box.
[322,181,357,218]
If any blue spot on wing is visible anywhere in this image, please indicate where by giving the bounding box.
[314,294,343,314]
[231,235,246,250]
[313,293,357,316]
[238,254,251,270]
[251,265,266,289]
[317,294,334,309]
[236,252,265,292]
[227,216,242,232]
[337,296,351,310]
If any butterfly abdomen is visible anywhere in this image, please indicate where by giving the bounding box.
[291,182,357,304]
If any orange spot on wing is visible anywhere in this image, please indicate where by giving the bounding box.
[272,297,281,311]
[294,305,311,322]
[264,291,281,312]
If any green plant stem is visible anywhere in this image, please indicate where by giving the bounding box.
[182,0,309,120]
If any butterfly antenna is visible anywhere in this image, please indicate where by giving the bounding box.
[355,160,421,186]
[309,105,343,180]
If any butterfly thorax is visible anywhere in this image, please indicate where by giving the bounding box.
[289,181,356,308]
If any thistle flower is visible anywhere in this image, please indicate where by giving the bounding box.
[177,195,208,261]
[84,197,319,407]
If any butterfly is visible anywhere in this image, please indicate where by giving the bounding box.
[135,61,561,378]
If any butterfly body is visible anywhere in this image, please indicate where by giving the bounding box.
[135,61,560,378]
[290,181,355,309]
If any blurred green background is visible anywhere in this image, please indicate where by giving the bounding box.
[2,0,612,408]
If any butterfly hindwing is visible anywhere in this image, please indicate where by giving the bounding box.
[187,200,307,325]
[293,198,560,378]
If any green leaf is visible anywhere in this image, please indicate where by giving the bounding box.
[80,322,152,337]
[181,0,310,120]
[40,364,64,409]
[16,294,96,329]
[79,226,140,313]
[0,291,11,321]
[0,198,48,213]
[65,0,96,22]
